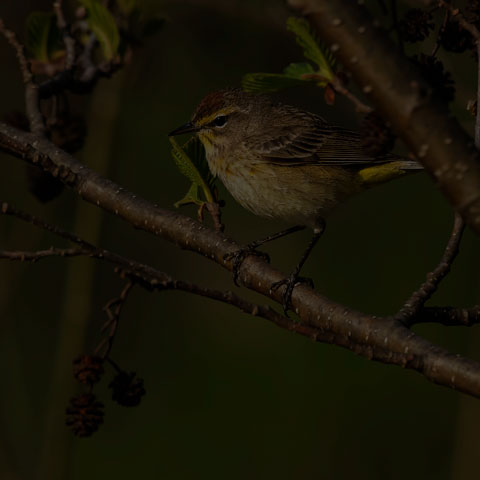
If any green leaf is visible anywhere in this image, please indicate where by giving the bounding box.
[286,17,335,83]
[80,0,120,60]
[169,136,215,206]
[242,72,306,93]
[283,61,315,77]
[25,12,59,62]
[242,63,320,93]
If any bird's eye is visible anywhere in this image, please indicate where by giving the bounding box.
[213,115,227,127]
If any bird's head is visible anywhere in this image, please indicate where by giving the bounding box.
[169,88,264,150]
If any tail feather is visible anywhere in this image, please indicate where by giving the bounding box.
[358,158,423,186]
[394,158,423,170]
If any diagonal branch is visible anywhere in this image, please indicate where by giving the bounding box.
[1,123,480,398]
[0,247,90,261]
[0,202,319,341]
[395,213,465,324]
[287,0,480,236]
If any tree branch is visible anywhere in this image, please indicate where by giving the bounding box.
[53,0,76,70]
[0,18,45,136]
[287,0,480,236]
[1,123,480,398]
[437,0,480,43]
[414,306,480,327]
[396,213,465,324]
[0,202,319,341]
[0,247,90,261]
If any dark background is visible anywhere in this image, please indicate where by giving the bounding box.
[1,1,479,479]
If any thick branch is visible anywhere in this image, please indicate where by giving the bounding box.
[0,202,319,341]
[288,0,480,235]
[1,123,480,398]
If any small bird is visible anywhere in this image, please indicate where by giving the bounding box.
[169,88,421,312]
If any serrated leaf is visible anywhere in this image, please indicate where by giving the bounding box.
[25,12,59,62]
[80,0,120,60]
[242,72,306,93]
[283,61,315,77]
[286,17,335,82]
[170,136,214,204]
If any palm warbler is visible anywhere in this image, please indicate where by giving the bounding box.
[169,88,421,311]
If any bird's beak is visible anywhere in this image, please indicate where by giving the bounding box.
[168,122,199,136]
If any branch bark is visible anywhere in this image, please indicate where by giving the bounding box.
[1,121,480,398]
[288,0,480,235]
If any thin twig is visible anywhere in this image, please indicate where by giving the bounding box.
[0,18,32,84]
[0,18,46,136]
[204,201,224,232]
[53,0,76,70]
[301,73,373,113]
[431,8,449,57]
[0,247,90,261]
[412,306,480,326]
[95,281,134,359]
[396,213,465,324]
[331,76,373,113]
[0,201,317,340]
[437,0,480,43]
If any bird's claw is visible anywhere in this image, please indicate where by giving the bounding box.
[270,275,314,315]
[224,246,270,286]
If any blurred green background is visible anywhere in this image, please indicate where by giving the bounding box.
[0,1,480,479]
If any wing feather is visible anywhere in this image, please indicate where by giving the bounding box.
[247,108,397,167]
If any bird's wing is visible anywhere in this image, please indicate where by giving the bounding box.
[250,110,394,167]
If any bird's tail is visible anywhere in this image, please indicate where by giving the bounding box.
[395,159,423,170]
[358,158,423,186]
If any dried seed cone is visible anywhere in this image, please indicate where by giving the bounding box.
[73,355,105,386]
[360,112,395,156]
[399,9,434,43]
[65,394,104,437]
[411,54,455,102]
[109,371,146,407]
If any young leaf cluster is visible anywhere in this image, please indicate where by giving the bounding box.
[80,0,120,60]
[25,0,165,69]
[242,17,336,94]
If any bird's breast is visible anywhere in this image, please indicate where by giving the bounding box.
[206,148,362,226]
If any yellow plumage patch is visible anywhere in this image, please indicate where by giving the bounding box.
[196,107,236,127]
[358,162,406,186]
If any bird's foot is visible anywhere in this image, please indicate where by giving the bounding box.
[224,244,270,286]
[270,275,314,316]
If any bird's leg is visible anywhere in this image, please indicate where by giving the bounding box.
[271,219,326,315]
[224,225,306,286]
